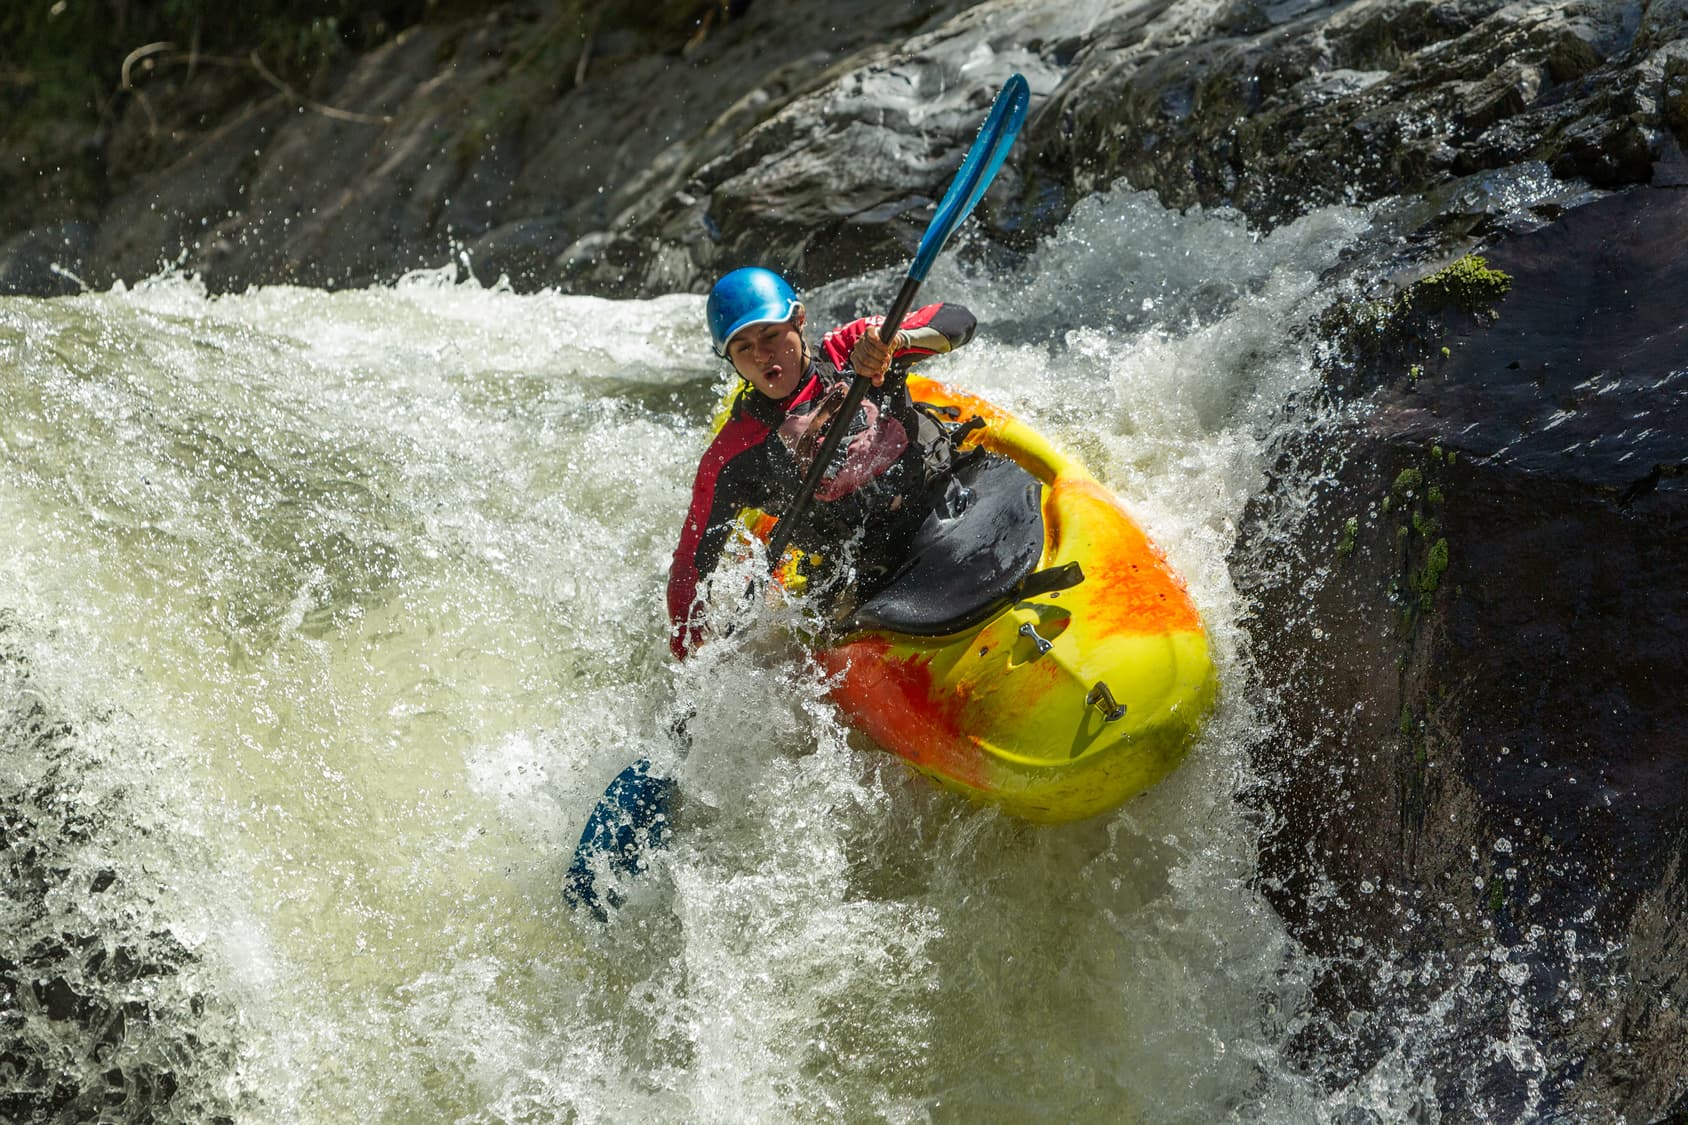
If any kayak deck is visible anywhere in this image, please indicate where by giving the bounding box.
[813,376,1217,823]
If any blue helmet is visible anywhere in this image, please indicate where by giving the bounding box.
[706,267,799,355]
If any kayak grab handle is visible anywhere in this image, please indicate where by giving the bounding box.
[1085,682,1127,722]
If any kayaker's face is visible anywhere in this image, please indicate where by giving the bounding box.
[727,309,806,399]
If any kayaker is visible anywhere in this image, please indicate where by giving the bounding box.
[666,266,976,659]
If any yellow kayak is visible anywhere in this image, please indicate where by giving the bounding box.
[804,375,1218,823]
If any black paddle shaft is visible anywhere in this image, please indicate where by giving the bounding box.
[762,274,925,569]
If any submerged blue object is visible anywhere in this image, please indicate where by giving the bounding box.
[909,73,1031,283]
[564,758,676,920]
[706,267,799,355]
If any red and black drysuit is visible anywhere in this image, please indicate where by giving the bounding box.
[666,303,976,659]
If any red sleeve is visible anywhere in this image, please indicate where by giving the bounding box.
[819,303,973,370]
[666,414,771,659]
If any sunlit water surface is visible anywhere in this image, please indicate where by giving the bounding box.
[0,187,1455,1122]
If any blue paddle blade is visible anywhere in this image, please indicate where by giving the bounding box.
[909,72,1031,282]
[564,758,676,920]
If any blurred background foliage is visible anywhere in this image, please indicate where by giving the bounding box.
[0,0,722,141]
[3,1,425,128]
[0,0,733,239]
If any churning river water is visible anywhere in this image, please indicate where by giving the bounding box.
[2,186,1498,1122]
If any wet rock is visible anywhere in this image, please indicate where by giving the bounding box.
[3,0,1684,300]
[552,0,1064,295]
[55,0,999,297]
[0,222,94,297]
[1235,185,1688,1119]
[464,216,577,286]
[566,51,1061,295]
[1,615,231,1121]
[1024,0,1676,230]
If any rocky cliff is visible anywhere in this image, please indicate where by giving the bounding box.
[1238,188,1688,1116]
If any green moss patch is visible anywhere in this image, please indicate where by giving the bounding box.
[1336,515,1359,558]
[1408,253,1513,317]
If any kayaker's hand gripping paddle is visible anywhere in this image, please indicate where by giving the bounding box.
[566,74,1031,919]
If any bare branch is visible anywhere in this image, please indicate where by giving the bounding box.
[247,50,393,126]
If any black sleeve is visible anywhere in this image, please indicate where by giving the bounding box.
[692,444,778,591]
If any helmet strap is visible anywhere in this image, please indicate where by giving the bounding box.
[792,310,809,369]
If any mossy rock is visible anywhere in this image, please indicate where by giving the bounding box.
[1407,253,1513,316]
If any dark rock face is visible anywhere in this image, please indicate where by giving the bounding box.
[0,222,92,297]
[2,0,994,296]
[559,3,1080,295]
[1031,0,1683,226]
[3,0,1682,302]
[1,615,235,1122]
[1236,185,1688,1117]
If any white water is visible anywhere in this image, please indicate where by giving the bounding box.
[1,186,1431,1122]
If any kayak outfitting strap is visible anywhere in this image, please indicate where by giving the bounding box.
[912,402,987,484]
[947,415,986,447]
[1085,681,1128,723]
[1014,561,1085,601]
